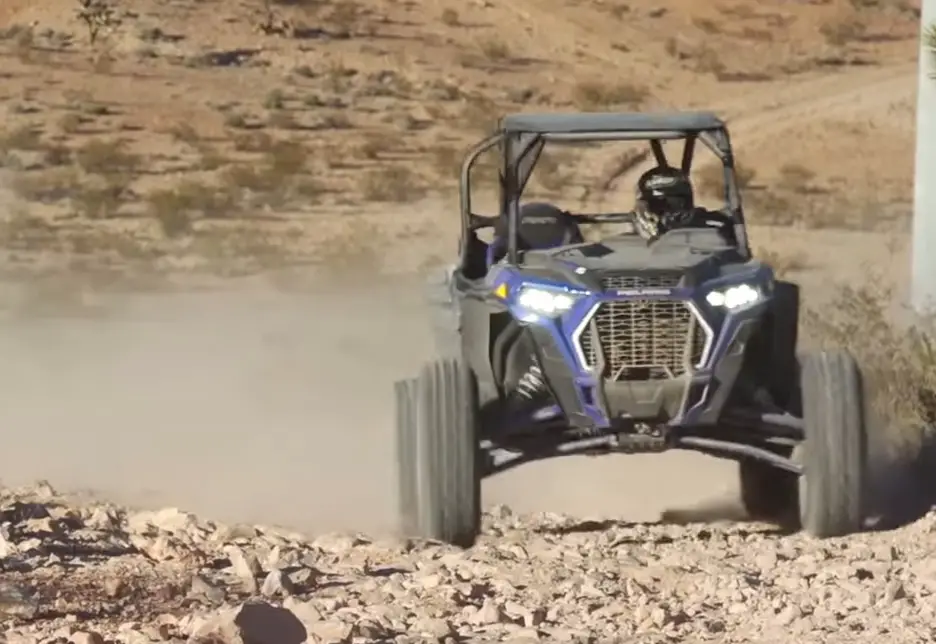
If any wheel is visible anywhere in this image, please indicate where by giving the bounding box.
[397,358,481,547]
[797,350,867,538]
[394,378,418,535]
[738,456,797,524]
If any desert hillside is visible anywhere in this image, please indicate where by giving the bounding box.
[0,0,921,278]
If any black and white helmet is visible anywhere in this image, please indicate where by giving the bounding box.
[634,166,695,239]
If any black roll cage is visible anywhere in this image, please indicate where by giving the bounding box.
[457,126,751,268]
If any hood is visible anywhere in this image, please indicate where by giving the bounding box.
[519,228,750,288]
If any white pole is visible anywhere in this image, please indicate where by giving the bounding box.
[912,1,936,313]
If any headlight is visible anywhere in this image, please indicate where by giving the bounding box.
[705,283,762,310]
[516,287,580,317]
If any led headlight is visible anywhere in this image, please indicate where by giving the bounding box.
[515,286,580,317]
[705,283,762,310]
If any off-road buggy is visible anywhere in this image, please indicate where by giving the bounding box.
[395,111,868,547]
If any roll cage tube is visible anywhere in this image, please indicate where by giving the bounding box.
[458,133,502,269]
[457,127,751,268]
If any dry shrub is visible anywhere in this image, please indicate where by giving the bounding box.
[147,180,237,237]
[191,225,297,272]
[696,163,756,198]
[693,17,721,34]
[327,0,362,35]
[440,8,459,26]
[75,138,140,176]
[531,152,576,194]
[71,181,128,219]
[264,89,286,110]
[572,81,648,110]
[805,280,936,449]
[478,37,512,62]
[58,113,85,135]
[12,168,79,203]
[268,110,301,130]
[746,191,797,226]
[777,163,816,193]
[220,139,311,206]
[693,47,726,76]
[233,131,274,153]
[169,122,200,145]
[314,217,381,271]
[755,246,808,276]
[196,143,228,171]
[361,165,423,202]
[1,125,44,151]
[820,17,866,46]
[460,96,499,134]
[0,208,57,250]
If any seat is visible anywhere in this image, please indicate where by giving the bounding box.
[487,202,584,266]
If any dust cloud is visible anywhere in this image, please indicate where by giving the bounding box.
[0,271,741,536]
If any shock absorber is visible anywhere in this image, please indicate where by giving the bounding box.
[515,363,546,401]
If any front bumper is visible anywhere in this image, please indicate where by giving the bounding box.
[525,303,764,430]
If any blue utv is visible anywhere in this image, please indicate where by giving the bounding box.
[394,111,868,548]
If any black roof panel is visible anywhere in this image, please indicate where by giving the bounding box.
[500,111,725,133]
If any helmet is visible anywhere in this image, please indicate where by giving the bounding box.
[634,166,695,239]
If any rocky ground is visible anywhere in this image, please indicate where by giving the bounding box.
[0,483,933,644]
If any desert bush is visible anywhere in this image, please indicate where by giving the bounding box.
[147,180,236,237]
[777,163,817,193]
[76,0,116,44]
[819,17,866,47]
[75,138,140,176]
[71,181,127,219]
[1,125,44,151]
[755,246,808,276]
[696,163,756,199]
[572,80,648,110]
[804,280,936,446]
[440,8,459,26]
[478,37,512,63]
[361,165,423,202]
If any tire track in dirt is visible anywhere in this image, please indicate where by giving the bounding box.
[600,61,916,196]
[718,62,917,147]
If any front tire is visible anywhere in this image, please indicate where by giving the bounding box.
[396,358,481,547]
[395,378,418,535]
[797,350,867,538]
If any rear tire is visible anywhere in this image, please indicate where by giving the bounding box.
[397,358,481,547]
[797,350,867,538]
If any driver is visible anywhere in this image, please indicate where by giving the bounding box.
[633,166,736,244]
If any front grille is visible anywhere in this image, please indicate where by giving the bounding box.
[578,300,707,381]
[600,273,682,291]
